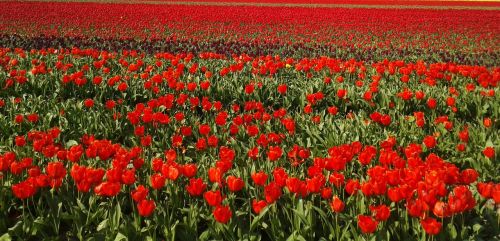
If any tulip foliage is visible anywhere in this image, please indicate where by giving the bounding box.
[0,2,499,241]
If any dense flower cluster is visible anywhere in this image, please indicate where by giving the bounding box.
[0,46,498,240]
[0,2,499,65]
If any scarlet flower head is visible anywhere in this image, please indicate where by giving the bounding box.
[357,215,378,234]
[251,171,268,186]
[131,185,149,202]
[483,147,495,159]
[252,199,267,214]
[204,190,223,207]
[213,205,232,224]
[421,217,442,235]
[226,175,245,192]
[137,199,156,217]
[370,204,390,221]
[330,196,345,213]
[186,178,206,197]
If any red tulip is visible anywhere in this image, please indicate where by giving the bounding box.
[357,215,378,234]
[370,205,390,221]
[226,176,244,192]
[186,178,207,197]
[251,171,268,186]
[150,174,165,190]
[131,185,149,202]
[252,199,267,214]
[277,84,287,94]
[213,205,232,224]
[330,196,345,213]
[477,182,493,199]
[204,190,223,207]
[483,147,495,159]
[264,182,282,203]
[137,199,156,217]
[423,135,436,149]
[46,162,66,179]
[12,178,37,199]
[421,217,442,235]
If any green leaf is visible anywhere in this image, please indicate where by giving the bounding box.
[448,223,457,239]
[111,202,122,231]
[0,233,11,241]
[199,230,211,241]
[96,219,108,232]
[65,139,78,148]
[250,206,270,231]
[473,223,482,233]
[114,233,128,241]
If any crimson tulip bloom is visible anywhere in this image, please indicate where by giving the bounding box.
[137,199,156,217]
[213,205,232,224]
[204,190,223,207]
[357,215,378,234]
[421,217,442,235]
[330,196,345,213]
[226,176,244,192]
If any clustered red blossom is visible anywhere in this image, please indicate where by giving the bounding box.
[3,131,499,235]
[0,47,498,237]
[0,2,498,57]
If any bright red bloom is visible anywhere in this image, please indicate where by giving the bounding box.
[15,136,26,147]
[252,199,267,214]
[357,215,378,234]
[27,113,39,123]
[199,124,210,136]
[14,114,23,124]
[208,167,223,184]
[406,198,427,218]
[117,82,128,92]
[379,114,391,126]
[94,181,121,197]
[330,196,345,213]
[433,201,449,218]
[46,162,66,179]
[477,182,493,199]
[251,171,268,186]
[137,199,156,217]
[131,185,149,202]
[264,182,282,203]
[226,175,244,192]
[329,172,345,187]
[370,205,390,221]
[345,179,360,195]
[67,145,83,162]
[150,173,165,190]
[492,184,500,203]
[483,147,495,159]
[421,218,442,235]
[161,164,179,181]
[427,98,437,109]
[423,136,436,149]
[460,169,478,184]
[327,106,338,115]
[213,205,232,224]
[337,89,347,99]
[186,178,207,197]
[84,98,94,108]
[277,84,287,94]
[12,178,37,199]
[121,169,136,185]
[182,163,197,178]
[358,145,377,165]
[267,146,282,161]
[204,190,223,207]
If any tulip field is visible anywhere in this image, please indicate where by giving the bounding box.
[0,1,499,241]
